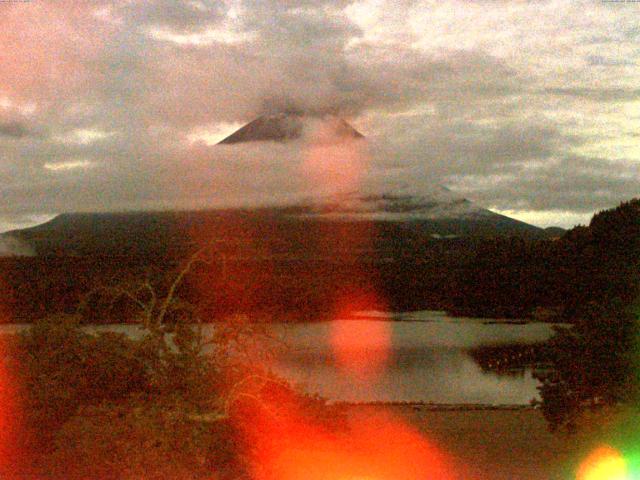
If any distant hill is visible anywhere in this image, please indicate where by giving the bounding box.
[0,203,549,322]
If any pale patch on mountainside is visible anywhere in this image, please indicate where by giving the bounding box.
[293,186,491,222]
[0,235,35,256]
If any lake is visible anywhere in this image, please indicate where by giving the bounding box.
[0,311,562,405]
[264,311,559,405]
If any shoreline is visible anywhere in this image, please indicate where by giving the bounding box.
[333,401,537,410]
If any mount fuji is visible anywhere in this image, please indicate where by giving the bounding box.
[0,112,555,320]
[2,112,545,257]
[217,111,540,233]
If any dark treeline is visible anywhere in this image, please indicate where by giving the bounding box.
[0,243,470,323]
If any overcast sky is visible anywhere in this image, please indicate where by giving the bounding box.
[1,0,639,231]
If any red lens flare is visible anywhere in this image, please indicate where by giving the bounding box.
[0,337,18,476]
[330,294,392,381]
[0,276,22,478]
[190,115,453,480]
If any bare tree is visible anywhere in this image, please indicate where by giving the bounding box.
[78,243,284,415]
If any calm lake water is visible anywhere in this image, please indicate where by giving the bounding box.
[0,311,562,405]
[264,311,559,405]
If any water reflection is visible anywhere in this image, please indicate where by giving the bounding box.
[266,313,561,404]
[271,346,542,404]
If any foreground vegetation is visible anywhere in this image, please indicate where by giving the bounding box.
[533,200,640,431]
[2,314,342,479]
[0,253,343,479]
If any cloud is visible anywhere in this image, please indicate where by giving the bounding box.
[451,155,640,213]
[0,0,638,229]
[122,0,225,32]
[545,87,640,102]
[366,116,575,180]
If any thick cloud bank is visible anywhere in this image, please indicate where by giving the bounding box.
[1,0,639,227]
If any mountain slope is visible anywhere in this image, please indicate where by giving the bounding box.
[216,112,541,230]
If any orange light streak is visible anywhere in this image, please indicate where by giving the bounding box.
[0,331,21,477]
[238,392,455,480]
[213,116,457,480]
[300,119,368,198]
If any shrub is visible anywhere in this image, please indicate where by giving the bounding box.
[537,299,639,431]
[17,315,149,430]
[45,398,228,480]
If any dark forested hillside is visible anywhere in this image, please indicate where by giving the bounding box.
[447,198,640,321]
